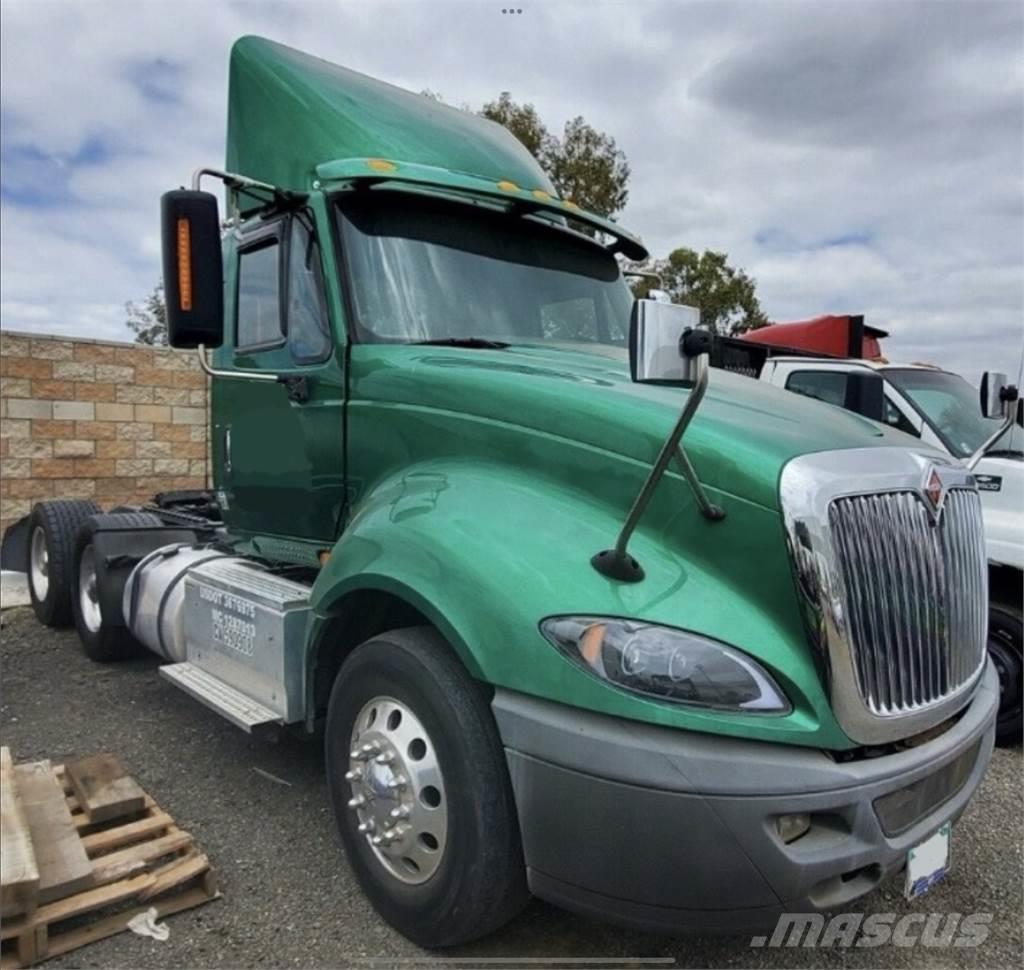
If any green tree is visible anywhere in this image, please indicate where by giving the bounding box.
[427,91,630,218]
[125,282,168,345]
[545,116,629,219]
[480,92,553,163]
[479,93,630,219]
[631,248,769,336]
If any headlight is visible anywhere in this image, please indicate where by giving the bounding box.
[540,617,790,714]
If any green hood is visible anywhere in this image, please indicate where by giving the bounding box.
[350,342,918,510]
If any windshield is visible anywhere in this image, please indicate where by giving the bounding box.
[885,368,1011,458]
[337,194,632,346]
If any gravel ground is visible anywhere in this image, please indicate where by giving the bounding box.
[1,605,1021,969]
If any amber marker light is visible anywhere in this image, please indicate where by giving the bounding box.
[531,189,551,201]
[366,158,398,172]
[579,622,606,668]
[176,217,192,312]
[496,180,519,192]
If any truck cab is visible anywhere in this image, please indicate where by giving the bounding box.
[17,36,1002,947]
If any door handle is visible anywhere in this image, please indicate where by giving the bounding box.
[223,426,232,475]
[277,374,311,404]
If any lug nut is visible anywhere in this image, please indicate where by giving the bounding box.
[388,774,408,791]
[347,794,366,809]
[357,820,375,834]
[389,806,410,820]
[345,768,363,782]
[374,751,394,765]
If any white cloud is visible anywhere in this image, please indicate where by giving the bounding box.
[0,0,1021,383]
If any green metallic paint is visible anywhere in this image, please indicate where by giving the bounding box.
[212,193,348,543]
[301,343,939,750]
[227,36,553,197]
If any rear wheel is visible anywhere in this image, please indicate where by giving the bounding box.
[25,500,101,627]
[325,627,528,947]
[71,513,160,662]
[989,604,1022,746]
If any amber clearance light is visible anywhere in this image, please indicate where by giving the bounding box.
[176,217,192,312]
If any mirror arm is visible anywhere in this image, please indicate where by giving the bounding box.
[196,344,278,383]
[673,447,726,522]
[191,167,304,223]
[623,269,665,290]
[592,352,724,583]
[191,167,277,193]
[966,412,1015,471]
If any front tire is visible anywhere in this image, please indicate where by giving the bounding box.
[25,500,101,627]
[325,627,528,947]
[989,604,1022,746]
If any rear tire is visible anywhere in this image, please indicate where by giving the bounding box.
[25,500,101,627]
[71,513,160,662]
[325,627,528,947]
[989,604,1022,746]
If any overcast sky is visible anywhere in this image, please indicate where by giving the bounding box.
[1,0,1021,383]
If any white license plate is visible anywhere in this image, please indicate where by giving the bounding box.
[905,822,951,899]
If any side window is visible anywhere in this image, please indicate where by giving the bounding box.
[786,370,848,408]
[286,217,331,363]
[236,239,283,352]
[883,399,920,436]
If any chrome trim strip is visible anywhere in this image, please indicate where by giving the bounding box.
[780,448,987,745]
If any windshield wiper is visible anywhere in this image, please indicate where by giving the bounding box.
[410,337,510,349]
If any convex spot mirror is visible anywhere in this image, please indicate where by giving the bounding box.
[630,299,702,384]
[160,189,224,349]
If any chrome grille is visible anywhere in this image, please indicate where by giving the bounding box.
[829,488,987,715]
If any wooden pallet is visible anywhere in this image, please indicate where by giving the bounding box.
[0,765,218,968]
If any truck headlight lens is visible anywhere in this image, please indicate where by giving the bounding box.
[540,617,790,713]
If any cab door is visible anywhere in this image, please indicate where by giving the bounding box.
[213,209,345,544]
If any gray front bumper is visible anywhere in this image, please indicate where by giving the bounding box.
[493,662,998,934]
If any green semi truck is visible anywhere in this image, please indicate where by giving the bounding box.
[15,37,1006,945]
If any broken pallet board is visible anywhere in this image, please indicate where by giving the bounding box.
[13,761,93,904]
[0,764,218,968]
[0,748,39,920]
[64,754,145,824]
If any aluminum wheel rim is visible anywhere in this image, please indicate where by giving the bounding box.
[78,545,102,634]
[346,695,447,885]
[29,526,49,600]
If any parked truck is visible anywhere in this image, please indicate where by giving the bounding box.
[716,322,1022,744]
[10,37,1015,945]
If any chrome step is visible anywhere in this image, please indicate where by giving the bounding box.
[159,662,281,732]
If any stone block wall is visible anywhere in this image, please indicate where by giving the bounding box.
[0,331,209,538]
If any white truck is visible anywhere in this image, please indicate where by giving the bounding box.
[760,357,1022,744]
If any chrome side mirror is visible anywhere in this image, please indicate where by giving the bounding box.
[597,301,723,582]
[980,371,1014,419]
[630,299,702,384]
[968,371,1020,470]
